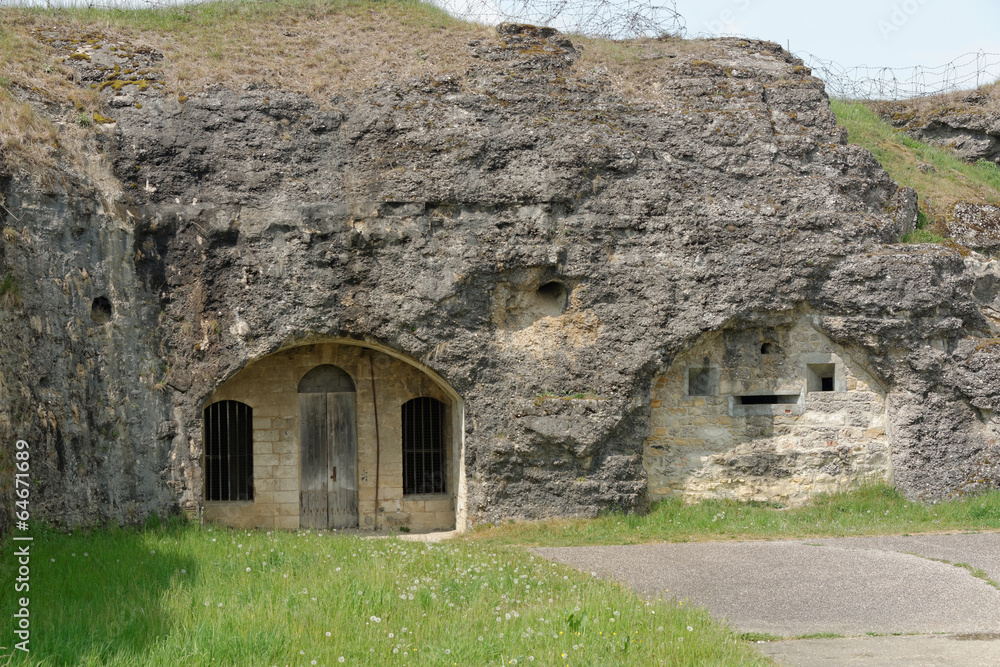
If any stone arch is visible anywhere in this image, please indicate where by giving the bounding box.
[643,315,891,506]
[298,364,356,393]
[202,339,465,532]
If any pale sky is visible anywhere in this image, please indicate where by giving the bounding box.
[677,0,1000,70]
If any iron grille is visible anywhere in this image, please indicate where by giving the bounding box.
[204,400,254,501]
[402,397,445,495]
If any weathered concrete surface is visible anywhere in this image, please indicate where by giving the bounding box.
[4,24,1000,527]
[805,533,1000,581]
[759,634,1000,667]
[534,533,1000,635]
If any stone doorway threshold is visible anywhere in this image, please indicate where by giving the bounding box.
[398,530,461,543]
[295,528,460,542]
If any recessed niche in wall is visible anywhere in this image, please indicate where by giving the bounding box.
[535,281,568,316]
[90,296,112,324]
[737,394,799,405]
[495,277,571,329]
[729,392,804,416]
[760,341,775,354]
[807,363,836,392]
[687,367,718,396]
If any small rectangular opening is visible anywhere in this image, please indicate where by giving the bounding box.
[737,394,799,405]
[807,363,837,392]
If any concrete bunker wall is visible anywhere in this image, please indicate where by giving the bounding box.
[644,316,892,505]
[201,341,464,531]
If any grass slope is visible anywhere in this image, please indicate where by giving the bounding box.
[0,518,770,666]
[831,99,1000,242]
[465,483,1000,547]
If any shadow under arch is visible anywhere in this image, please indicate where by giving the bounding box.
[202,338,467,533]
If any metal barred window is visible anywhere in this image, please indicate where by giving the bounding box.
[402,397,445,495]
[204,400,254,501]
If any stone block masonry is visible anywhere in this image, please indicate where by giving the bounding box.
[644,315,891,505]
[202,342,459,532]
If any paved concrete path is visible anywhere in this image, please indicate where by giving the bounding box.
[534,533,1000,666]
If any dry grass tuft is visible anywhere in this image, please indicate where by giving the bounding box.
[572,34,723,102]
[2,0,496,100]
[0,12,120,198]
[0,88,59,170]
[872,82,1000,127]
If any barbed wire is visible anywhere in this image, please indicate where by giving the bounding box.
[797,50,1000,101]
[429,0,684,40]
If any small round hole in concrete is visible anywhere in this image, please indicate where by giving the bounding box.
[91,296,112,324]
[760,342,774,354]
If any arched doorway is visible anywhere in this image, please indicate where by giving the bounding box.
[298,364,358,529]
[201,340,465,532]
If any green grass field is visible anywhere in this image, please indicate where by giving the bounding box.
[0,517,770,666]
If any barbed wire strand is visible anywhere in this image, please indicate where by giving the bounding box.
[797,50,1000,101]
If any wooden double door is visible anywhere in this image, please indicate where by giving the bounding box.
[298,365,358,529]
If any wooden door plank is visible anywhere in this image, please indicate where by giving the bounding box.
[328,392,359,529]
[299,392,329,529]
